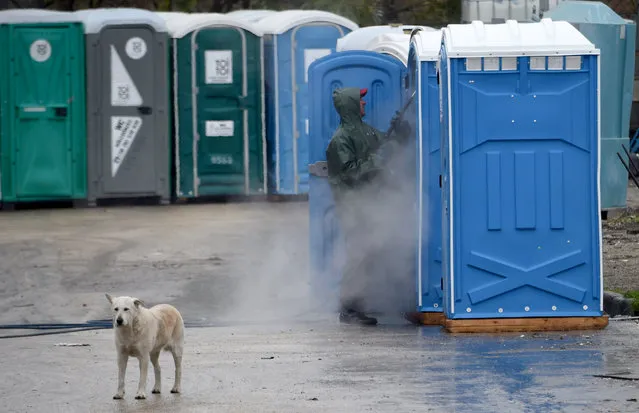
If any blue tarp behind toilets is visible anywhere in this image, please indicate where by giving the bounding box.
[407,28,444,313]
[307,50,407,310]
[255,10,358,195]
[439,19,603,320]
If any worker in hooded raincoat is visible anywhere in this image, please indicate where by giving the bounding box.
[326,87,412,326]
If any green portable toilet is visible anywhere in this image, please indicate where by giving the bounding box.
[546,2,637,213]
[160,13,266,198]
[0,9,87,207]
[75,8,171,207]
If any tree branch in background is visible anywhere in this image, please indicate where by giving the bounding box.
[4,0,461,28]
[61,0,75,10]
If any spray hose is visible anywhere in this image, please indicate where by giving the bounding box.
[0,319,280,340]
[384,90,416,139]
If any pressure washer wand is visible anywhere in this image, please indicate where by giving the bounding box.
[385,90,416,139]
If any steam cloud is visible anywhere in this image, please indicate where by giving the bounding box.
[218,102,421,325]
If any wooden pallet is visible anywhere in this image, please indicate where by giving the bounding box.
[267,194,309,203]
[404,312,445,326]
[405,312,609,333]
[443,315,609,334]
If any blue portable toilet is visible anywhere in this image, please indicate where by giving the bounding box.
[407,28,444,314]
[307,50,408,311]
[255,10,358,195]
[440,19,603,320]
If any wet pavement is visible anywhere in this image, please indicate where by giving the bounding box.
[2,319,639,412]
[0,201,638,412]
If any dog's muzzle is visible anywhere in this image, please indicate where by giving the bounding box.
[116,317,123,326]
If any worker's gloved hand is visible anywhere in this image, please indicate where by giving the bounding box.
[389,111,412,143]
[395,120,412,142]
[389,111,403,130]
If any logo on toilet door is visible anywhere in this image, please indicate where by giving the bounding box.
[205,50,233,84]
[110,46,142,107]
[30,39,52,63]
[125,37,147,60]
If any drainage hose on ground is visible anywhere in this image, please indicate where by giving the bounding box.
[0,317,327,339]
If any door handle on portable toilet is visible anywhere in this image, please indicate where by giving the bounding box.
[439,175,442,188]
[54,107,68,117]
[235,95,250,108]
[137,106,152,115]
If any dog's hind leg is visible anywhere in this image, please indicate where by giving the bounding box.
[170,345,183,394]
[114,353,128,400]
[151,350,161,394]
[135,354,150,400]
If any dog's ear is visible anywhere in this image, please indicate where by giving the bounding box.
[133,298,144,308]
[105,293,113,304]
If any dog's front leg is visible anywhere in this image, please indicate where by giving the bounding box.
[135,354,150,399]
[170,346,183,394]
[113,352,128,399]
[151,351,161,394]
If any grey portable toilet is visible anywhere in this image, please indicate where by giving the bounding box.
[76,8,171,206]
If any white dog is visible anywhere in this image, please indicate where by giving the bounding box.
[105,293,184,400]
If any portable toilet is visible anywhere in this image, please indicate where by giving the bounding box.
[0,9,87,207]
[74,8,171,207]
[461,0,562,23]
[307,50,410,312]
[544,2,636,214]
[336,24,428,52]
[161,13,266,198]
[226,9,276,22]
[440,19,604,325]
[256,10,359,195]
[366,32,411,66]
[407,28,444,315]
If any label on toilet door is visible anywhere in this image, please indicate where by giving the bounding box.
[205,50,233,84]
[206,120,234,137]
[303,49,331,83]
[111,46,142,106]
[111,116,143,177]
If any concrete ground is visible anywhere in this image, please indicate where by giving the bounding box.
[1,199,639,412]
[3,321,639,413]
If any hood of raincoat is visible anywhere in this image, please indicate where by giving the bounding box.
[332,87,363,126]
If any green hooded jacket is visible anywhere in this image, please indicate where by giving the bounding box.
[325,87,400,200]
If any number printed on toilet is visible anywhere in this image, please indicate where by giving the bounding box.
[117,85,130,102]
[210,155,233,165]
